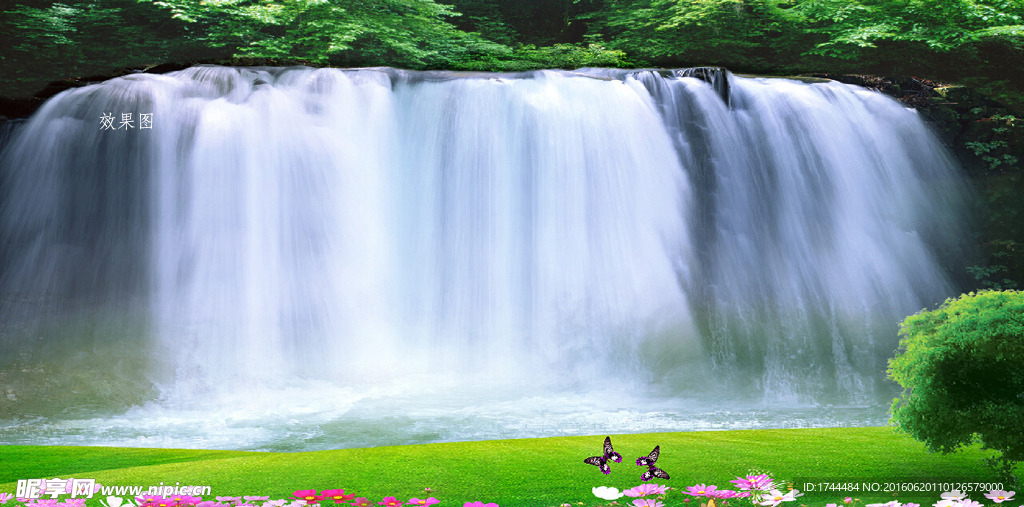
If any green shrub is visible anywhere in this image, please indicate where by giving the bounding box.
[888,290,1024,483]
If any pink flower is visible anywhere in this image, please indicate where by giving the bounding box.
[631,500,664,507]
[141,497,173,507]
[294,492,322,505]
[732,476,774,491]
[138,496,166,507]
[320,491,355,504]
[406,499,438,507]
[684,485,718,497]
[624,484,670,497]
[827,504,839,507]
[377,498,402,507]
[845,499,854,504]
[986,492,1016,504]
[216,499,241,505]
[960,501,983,507]
[711,490,745,499]
[463,503,499,507]
[172,495,203,506]
[351,500,370,507]
[0,493,14,504]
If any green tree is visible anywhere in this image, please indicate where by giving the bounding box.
[791,0,1024,75]
[447,0,599,45]
[129,0,625,70]
[0,0,201,97]
[141,0,507,68]
[888,290,1024,485]
[581,0,809,71]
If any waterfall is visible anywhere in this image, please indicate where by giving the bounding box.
[0,66,970,450]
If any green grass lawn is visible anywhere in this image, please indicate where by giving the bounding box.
[0,428,1010,507]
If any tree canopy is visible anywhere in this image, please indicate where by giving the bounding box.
[2,0,1023,99]
[889,290,1024,483]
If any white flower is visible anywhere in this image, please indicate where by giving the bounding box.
[984,491,1016,504]
[867,501,901,507]
[934,500,960,507]
[758,490,799,506]
[942,491,967,502]
[594,487,625,500]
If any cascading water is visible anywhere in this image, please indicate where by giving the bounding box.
[0,66,970,450]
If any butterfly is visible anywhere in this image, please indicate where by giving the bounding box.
[635,445,670,482]
[583,436,623,475]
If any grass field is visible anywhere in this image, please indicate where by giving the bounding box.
[0,428,1011,507]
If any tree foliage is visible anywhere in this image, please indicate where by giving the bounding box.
[144,0,496,67]
[446,0,591,46]
[2,0,1023,93]
[790,0,1024,73]
[0,0,203,96]
[888,290,1024,481]
[0,0,629,96]
[575,0,1024,76]
[581,0,809,70]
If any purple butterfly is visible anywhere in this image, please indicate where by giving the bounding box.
[583,436,623,475]
[635,445,670,482]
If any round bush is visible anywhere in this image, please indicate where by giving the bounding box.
[888,290,1024,464]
